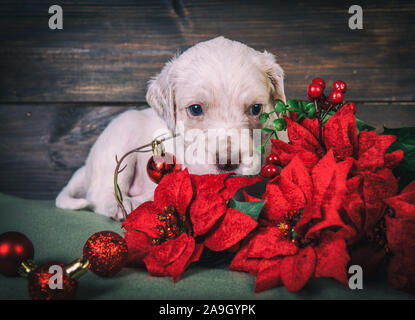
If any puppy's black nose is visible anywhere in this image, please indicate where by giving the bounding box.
[216,151,240,172]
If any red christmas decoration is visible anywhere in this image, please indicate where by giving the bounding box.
[83,231,128,277]
[260,164,279,179]
[329,90,344,105]
[27,258,89,300]
[332,80,347,93]
[0,232,34,276]
[307,82,323,100]
[123,169,259,282]
[147,140,180,184]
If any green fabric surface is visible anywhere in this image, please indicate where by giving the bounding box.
[0,192,414,300]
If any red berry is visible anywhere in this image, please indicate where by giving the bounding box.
[266,153,279,165]
[343,102,357,114]
[329,90,344,105]
[260,164,279,179]
[311,77,326,90]
[307,83,323,100]
[332,80,347,93]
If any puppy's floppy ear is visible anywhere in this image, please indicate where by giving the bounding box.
[257,50,286,103]
[146,60,176,130]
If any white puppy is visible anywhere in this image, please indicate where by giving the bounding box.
[56,36,286,220]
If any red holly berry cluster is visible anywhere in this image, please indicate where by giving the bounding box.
[307,78,347,107]
[153,205,187,245]
[260,153,281,179]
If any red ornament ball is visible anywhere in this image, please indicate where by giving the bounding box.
[332,80,347,93]
[266,153,279,165]
[147,153,181,184]
[329,90,344,105]
[28,261,78,300]
[307,83,323,100]
[0,232,34,276]
[260,164,279,179]
[311,77,326,90]
[83,231,128,277]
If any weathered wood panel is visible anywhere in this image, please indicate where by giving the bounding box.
[0,0,414,102]
[0,103,414,199]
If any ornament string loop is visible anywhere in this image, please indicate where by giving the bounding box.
[113,133,177,220]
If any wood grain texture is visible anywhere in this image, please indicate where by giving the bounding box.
[1,103,415,199]
[0,0,414,102]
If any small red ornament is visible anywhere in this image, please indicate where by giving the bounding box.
[266,153,279,165]
[27,258,89,300]
[260,164,279,179]
[307,83,323,100]
[0,232,34,276]
[83,231,128,277]
[147,140,181,184]
[329,90,344,105]
[332,80,347,93]
[311,77,326,90]
[28,261,76,300]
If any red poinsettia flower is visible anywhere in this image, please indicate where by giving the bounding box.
[383,182,415,292]
[271,103,403,259]
[271,103,403,172]
[230,153,352,292]
[123,169,259,282]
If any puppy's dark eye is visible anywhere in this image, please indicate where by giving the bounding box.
[187,104,204,116]
[249,104,262,116]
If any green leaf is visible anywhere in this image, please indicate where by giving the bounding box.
[383,126,415,190]
[286,99,303,113]
[274,100,287,113]
[228,198,265,221]
[261,127,275,133]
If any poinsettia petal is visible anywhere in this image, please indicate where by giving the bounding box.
[143,254,168,277]
[384,181,415,210]
[305,206,349,238]
[247,227,298,259]
[220,176,261,201]
[280,156,313,202]
[385,212,415,292]
[311,150,337,207]
[154,169,193,215]
[122,201,159,238]
[301,118,320,140]
[165,234,196,283]
[204,208,258,251]
[280,246,316,292]
[229,239,261,275]
[255,259,282,293]
[323,102,358,160]
[271,139,320,171]
[357,132,397,172]
[124,230,152,267]
[191,173,232,195]
[363,168,398,233]
[314,231,350,285]
[385,149,404,169]
[262,181,293,223]
[148,233,189,266]
[285,116,324,154]
[189,193,227,236]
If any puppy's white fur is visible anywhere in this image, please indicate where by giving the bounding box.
[56,36,286,219]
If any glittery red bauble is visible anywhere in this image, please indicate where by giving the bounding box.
[83,231,128,277]
[27,261,78,300]
[0,232,34,276]
[147,153,181,184]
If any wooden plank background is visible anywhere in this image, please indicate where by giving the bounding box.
[0,0,414,199]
